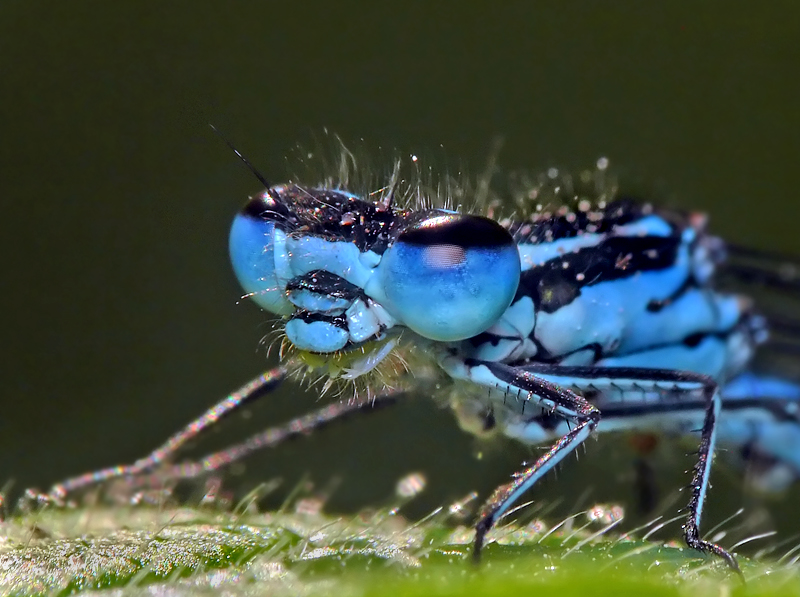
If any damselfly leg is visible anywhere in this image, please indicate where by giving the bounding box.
[28,367,287,505]
[27,366,402,508]
[466,362,601,563]
[452,360,738,573]
[158,387,402,482]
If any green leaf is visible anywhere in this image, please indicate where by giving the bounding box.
[1,506,798,596]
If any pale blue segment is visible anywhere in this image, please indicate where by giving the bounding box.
[747,421,800,486]
[286,236,378,288]
[615,214,676,238]
[485,296,536,338]
[620,289,742,355]
[345,299,382,343]
[365,241,520,342]
[534,243,692,357]
[597,335,731,379]
[517,214,674,271]
[518,234,604,270]
[722,373,800,400]
[472,296,537,361]
[229,214,293,315]
[285,319,349,352]
[470,338,519,362]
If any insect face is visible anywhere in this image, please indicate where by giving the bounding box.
[229,184,521,359]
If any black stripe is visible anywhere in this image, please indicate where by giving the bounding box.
[239,185,404,253]
[286,270,364,301]
[517,234,682,313]
[506,198,651,243]
[289,310,348,328]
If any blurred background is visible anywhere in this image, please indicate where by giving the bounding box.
[3,2,800,550]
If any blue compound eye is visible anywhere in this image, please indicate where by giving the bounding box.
[366,213,520,341]
[229,193,294,316]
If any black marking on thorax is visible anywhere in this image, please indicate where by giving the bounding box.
[499,198,690,314]
[506,198,651,244]
[517,233,682,314]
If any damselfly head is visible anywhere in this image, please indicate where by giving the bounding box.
[229,177,521,369]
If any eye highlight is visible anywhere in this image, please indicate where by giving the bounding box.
[365,213,521,341]
[421,244,467,268]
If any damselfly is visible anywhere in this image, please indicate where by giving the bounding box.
[26,145,800,576]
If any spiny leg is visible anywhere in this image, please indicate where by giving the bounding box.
[29,366,287,506]
[584,368,742,577]
[681,378,741,573]
[536,365,738,572]
[474,418,598,561]
[459,361,601,562]
[157,389,403,481]
[465,360,740,574]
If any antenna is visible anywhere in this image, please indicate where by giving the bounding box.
[209,124,273,190]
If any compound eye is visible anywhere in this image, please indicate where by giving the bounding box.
[369,213,520,341]
[229,193,294,315]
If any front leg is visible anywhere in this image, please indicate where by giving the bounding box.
[474,408,598,562]
[440,359,601,562]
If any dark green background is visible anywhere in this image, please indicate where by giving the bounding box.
[2,2,800,546]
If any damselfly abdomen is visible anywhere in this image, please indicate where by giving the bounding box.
[30,152,800,576]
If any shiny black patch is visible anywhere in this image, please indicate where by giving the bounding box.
[507,198,653,244]
[518,234,681,314]
[286,270,363,301]
[399,213,514,248]
[239,186,406,253]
